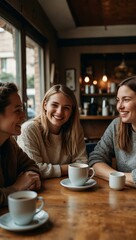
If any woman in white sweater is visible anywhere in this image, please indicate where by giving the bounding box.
[17,84,87,179]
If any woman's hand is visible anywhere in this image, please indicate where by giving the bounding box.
[61,164,68,176]
[12,171,41,191]
[124,172,136,187]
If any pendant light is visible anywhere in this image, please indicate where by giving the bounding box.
[102,54,108,82]
[102,74,108,82]
[116,59,128,72]
[114,54,129,79]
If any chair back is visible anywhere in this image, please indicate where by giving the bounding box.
[86,142,96,157]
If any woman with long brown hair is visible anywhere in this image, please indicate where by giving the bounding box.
[0,82,41,207]
[89,76,136,187]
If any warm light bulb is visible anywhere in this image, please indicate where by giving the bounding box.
[93,80,97,85]
[102,75,108,82]
[84,76,90,83]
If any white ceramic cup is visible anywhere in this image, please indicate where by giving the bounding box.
[109,171,126,190]
[68,163,95,186]
[8,191,45,225]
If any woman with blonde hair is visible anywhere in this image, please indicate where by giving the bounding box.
[18,84,87,179]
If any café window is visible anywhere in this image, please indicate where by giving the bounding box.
[0,16,21,89]
[0,15,45,120]
[26,36,44,119]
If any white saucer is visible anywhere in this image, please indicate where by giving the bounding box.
[0,210,49,232]
[60,178,97,191]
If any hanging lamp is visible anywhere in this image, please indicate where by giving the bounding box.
[114,54,128,79]
[102,54,108,82]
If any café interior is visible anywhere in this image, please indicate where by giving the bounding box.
[0,1,136,239]
[0,0,136,142]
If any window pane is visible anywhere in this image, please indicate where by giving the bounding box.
[0,17,21,89]
[26,36,44,119]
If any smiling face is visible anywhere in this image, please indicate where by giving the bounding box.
[117,85,136,130]
[44,92,73,134]
[0,93,25,144]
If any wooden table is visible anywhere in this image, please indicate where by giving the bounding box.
[0,177,136,240]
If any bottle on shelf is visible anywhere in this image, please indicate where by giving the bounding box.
[82,102,90,115]
[90,84,95,94]
[102,98,109,116]
[85,85,90,94]
[89,98,98,115]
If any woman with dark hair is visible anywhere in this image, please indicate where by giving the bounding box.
[17,84,87,179]
[0,82,41,207]
[89,76,136,187]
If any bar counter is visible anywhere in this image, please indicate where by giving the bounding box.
[80,115,116,141]
[0,177,136,240]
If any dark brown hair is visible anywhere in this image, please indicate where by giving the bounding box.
[117,76,136,151]
[0,82,18,113]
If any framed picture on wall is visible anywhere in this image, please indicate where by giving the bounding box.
[65,68,76,91]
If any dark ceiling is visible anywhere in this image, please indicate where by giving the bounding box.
[67,0,136,28]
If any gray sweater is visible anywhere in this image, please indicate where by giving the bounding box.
[89,117,136,180]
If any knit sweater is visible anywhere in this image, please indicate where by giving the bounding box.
[89,117,136,181]
[17,120,88,179]
[0,137,40,207]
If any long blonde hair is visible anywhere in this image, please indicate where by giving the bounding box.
[35,84,80,156]
[117,76,136,152]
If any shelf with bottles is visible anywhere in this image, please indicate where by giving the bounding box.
[80,74,117,116]
[80,52,136,118]
[80,78,117,94]
[80,97,117,117]
[80,83,117,116]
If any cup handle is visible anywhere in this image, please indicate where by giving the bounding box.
[88,167,95,179]
[35,196,45,215]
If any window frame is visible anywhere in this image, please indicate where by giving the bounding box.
[0,1,47,108]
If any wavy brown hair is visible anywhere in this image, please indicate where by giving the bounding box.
[34,84,81,156]
[0,82,18,113]
[117,76,136,152]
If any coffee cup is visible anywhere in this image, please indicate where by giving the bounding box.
[109,171,126,190]
[68,163,95,186]
[8,190,45,225]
